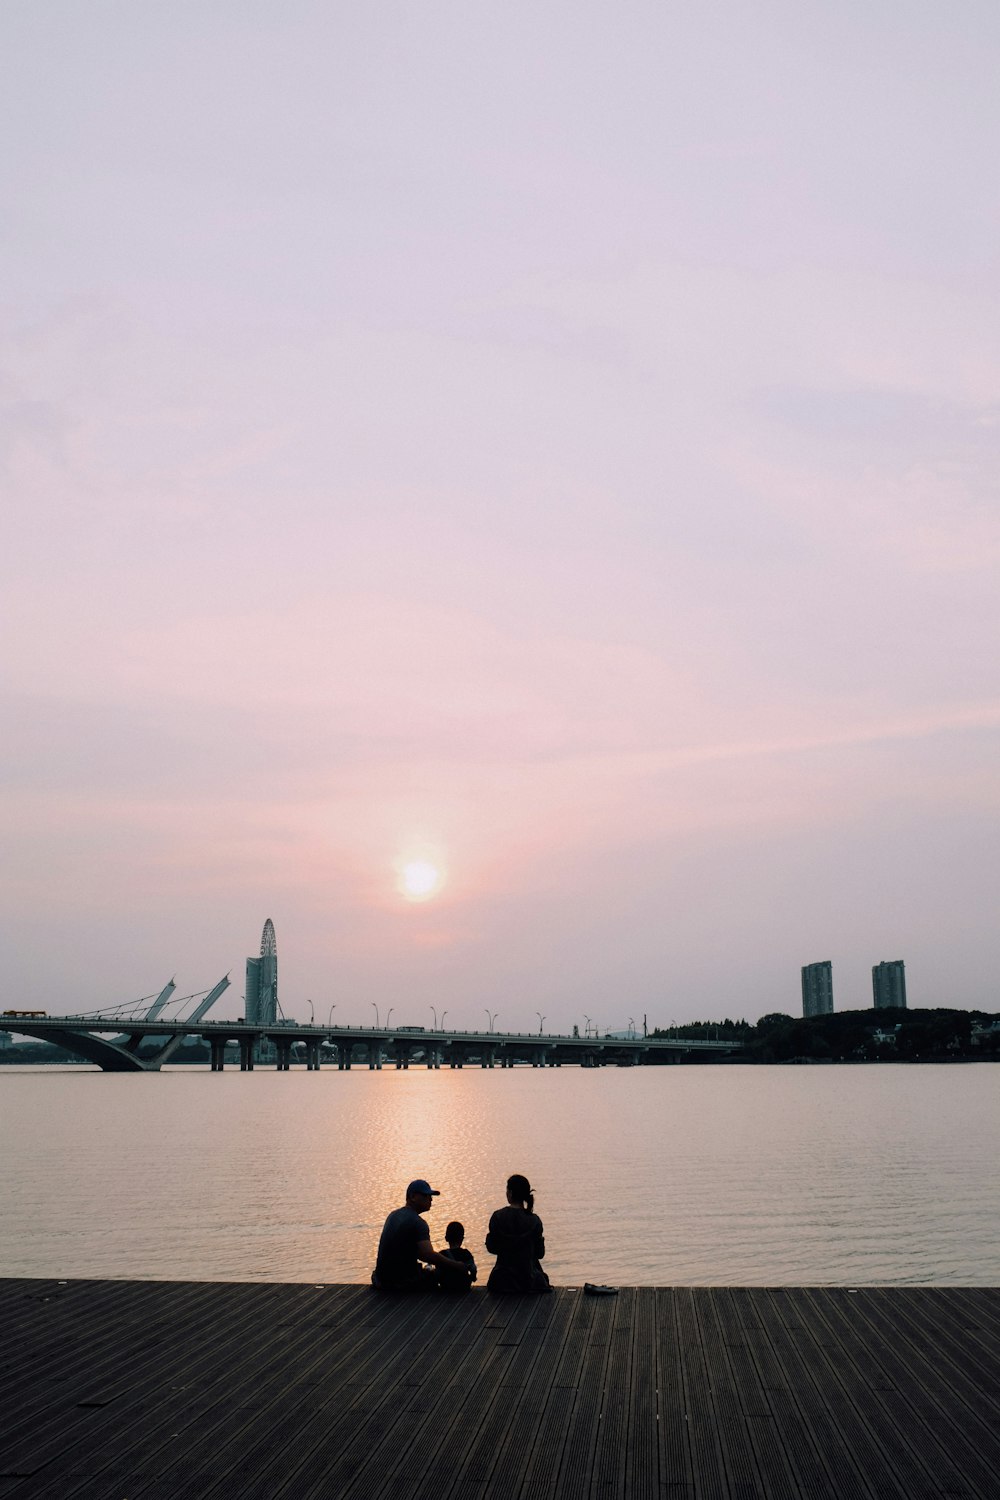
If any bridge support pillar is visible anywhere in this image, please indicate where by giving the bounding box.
[240,1037,254,1071]
[306,1040,321,1071]
[276,1038,292,1071]
[210,1037,227,1071]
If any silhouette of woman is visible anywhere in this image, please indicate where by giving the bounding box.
[485,1173,551,1293]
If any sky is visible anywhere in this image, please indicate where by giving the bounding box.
[3,2,999,1031]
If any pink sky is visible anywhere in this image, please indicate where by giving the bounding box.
[3,3,999,1027]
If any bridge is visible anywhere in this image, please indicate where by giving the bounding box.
[3,989,740,1072]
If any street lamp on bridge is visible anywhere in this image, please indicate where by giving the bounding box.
[306,998,315,1026]
[430,1006,438,1030]
[441,1011,448,1031]
[536,1012,545,1035]
[485,1009,498,1033]
[372,1003,380,1029]
[386,1008,394,1029]
[327,1003,336,1028]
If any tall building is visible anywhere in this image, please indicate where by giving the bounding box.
[801,960,834,1018]
[872,959,906,1010]
[246,918,278,1025]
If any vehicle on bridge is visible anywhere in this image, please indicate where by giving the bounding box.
[3,1009,47,1018]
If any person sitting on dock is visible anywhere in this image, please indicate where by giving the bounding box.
[438,1220,477,1289]
[372,1179,472,1292]
[485,1173,551,1293]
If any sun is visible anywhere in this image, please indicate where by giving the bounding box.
[398,859,444,903]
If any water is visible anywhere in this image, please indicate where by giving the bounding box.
[1,1064,997,1286]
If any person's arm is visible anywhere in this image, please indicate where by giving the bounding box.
[533,1216,546,1262]
[417,1238,471,1276]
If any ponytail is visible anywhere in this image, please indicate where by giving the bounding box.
[507,1173,534,1213]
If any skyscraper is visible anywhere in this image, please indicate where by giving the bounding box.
[801,960,834,1018]
[872,959,906,1010]
[246,918,278,1025]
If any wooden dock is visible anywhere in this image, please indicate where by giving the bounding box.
[2,1280,999,1498]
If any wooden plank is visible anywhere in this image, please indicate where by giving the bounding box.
[518,1292,598,1500]
[905,1288,1000,1387]
[623,1288,657,1500]
[0,1279,207,1405]
[703,1289,803,1499]
[549,1294,618,1500]
[135,1286,445,1500]
[869,1287,1000,1423]
[946,1287,1000,1340]
[840,1290,1000,1498]
[768,1289,911,1500]
[723,1288,833,1500]
[804,1289,975,1499]
[0,1282,288,1478]
[478,1294,577,1500]
[745,1290,877,1500]
[0,1278,258,1423]
[673,1288,729,1500]
[20,1286,367,1500]
[275,1292,492,1500]
[590,1287,638,1500]
[691,1288,764,1500]
[653,1288,695,1497]
[392,1298,545,1499]
[330,1295,510,1500]
[436,1302,569,1497]
[395,1343,518,1497]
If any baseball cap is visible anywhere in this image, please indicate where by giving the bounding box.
[406,1179,440,1198]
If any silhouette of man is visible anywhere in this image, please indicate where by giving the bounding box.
[372,1179,471,1292]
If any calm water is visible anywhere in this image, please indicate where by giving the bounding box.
[1,1064,997,1286]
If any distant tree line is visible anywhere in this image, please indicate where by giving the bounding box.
[652,1008,1000,1062]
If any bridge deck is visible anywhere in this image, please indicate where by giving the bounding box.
[1,1279,999,1498]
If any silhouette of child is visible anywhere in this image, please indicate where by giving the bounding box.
[438,1220,477,1288]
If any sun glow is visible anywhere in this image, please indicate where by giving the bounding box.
[398,858,444,902]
